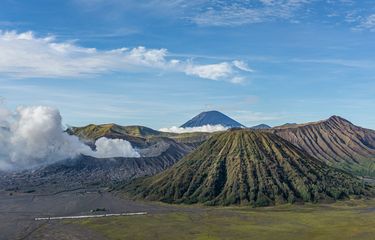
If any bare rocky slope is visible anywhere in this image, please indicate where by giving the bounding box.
[271,116,375,177]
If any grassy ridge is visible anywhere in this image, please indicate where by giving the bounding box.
[68,124,166,140]
[68,124,212,144]
[72,199,375,240]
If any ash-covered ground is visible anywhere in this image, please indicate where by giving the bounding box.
[0,133,207,239]
[0,189,188,240]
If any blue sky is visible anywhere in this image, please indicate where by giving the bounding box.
[0,0,374,129]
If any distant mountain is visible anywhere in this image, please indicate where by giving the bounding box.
[274,123,297,129]
[181,110,245,128]
[250,124,271,129]
[124,129,371,206]
[271,116,375,177]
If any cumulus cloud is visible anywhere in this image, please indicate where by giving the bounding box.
[159,124,228,133]
[0,30,251,83]
[89,137,140,158]
[0,104,140,171]
[185,61,253,82]
[185,62,232,80]
[0,31,171,78]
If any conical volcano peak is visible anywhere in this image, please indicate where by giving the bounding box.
[125,129,371,206]
[180,110,245,128]
[203,110,221,114]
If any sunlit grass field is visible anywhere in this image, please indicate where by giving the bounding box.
[71,199,375,240]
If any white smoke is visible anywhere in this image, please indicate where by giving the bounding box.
[0,105,89,170]
[159,124,228,133]
[0,104,140,171]
[89,137,140,158]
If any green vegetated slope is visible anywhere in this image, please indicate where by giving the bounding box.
[68,124,166,140]
[271,116,375,177]
[125,129,372,206]
[171,132,213,145]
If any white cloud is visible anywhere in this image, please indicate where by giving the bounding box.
[0,31,170,78]
[127,46,169,67]
[159,124,228,133]
[185,61,253,82]
[232,60,254,72]
[340,4,375,32]
[190,0,311,26]
[0,104,140,171]
[77,0,311,27]
[185,62,232,80]
[0,105,91,170]
[89,137,140,158]
[74,0,374,32]
[356,14,375,31]
[0,30,251,83]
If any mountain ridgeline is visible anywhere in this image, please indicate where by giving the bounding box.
[271,116,375,177]
[67,124,170,148]
[181,110,245,128]
[124,129,371,206]
[251,124,271,129]
[68,124,212,148]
